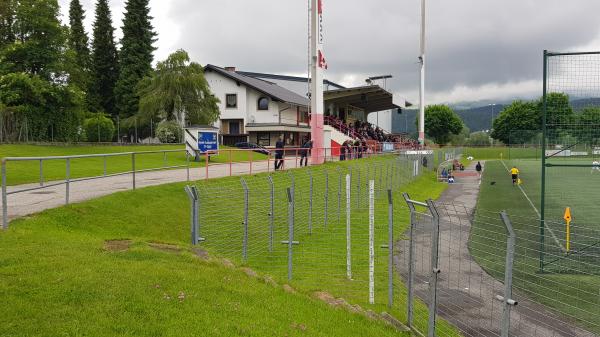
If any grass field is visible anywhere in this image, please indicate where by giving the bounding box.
[472,159,600,334]
[0,144,266,186]
[462,146,542,160]
[0,155,456,336]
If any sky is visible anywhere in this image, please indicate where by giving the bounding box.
[58,0,600,105]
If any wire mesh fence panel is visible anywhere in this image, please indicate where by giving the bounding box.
[542,51,600,276]
[192,154,431,314]
[472,209,600,337]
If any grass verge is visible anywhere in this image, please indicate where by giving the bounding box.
[0,144,266,186]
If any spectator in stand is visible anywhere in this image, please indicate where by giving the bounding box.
[299,137,312,167]
[354,140,362,159]
[339,141,347,161]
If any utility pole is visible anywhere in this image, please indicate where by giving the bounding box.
[418,0,426,145]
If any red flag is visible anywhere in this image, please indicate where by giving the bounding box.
[318,0,323,14]
[318,50,328,69]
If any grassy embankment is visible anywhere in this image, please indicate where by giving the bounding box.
[0,144,266,186]
[0,155,456,336]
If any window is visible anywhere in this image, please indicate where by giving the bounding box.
[225,94,237,108]
[257,132,270,146]
[229,121,240,135]
[257,97,269,110]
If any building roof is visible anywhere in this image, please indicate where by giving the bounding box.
[324,85,403,114]
[205,65,310,107]
[237,71,346,90]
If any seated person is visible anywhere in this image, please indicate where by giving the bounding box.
[448,174,455,183]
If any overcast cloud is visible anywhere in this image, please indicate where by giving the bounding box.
[58,0,600,105]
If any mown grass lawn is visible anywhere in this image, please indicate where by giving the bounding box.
[0,156,454,337]
[472,160,600,334]
[0,144,266,186]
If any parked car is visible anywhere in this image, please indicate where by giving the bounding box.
[234,142,270,155]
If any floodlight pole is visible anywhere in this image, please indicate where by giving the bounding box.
[418,0,426,145]
[310,0,325,164]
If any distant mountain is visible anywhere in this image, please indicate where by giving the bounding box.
[392,97,600,135]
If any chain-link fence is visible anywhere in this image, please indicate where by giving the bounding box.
[183,150,598,337]
[541,51,600,275]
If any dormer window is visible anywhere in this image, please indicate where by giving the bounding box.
[258,97,269,110]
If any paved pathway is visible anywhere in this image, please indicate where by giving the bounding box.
[1,158,301,223]
[396,162,595,337]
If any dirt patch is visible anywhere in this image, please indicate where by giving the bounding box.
[283,284,296,294]
[148,242,181,253]
[192,248,210,260]
[220,258,235,268]
[241,267,258,278]
[104,239,132,252]
[262,275,278,287]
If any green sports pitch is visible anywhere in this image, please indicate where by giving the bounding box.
[472,158,600,334]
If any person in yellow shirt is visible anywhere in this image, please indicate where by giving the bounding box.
[510,166,519,185]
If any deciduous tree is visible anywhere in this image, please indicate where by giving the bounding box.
[419,104,463,145]
[136,50,220,130]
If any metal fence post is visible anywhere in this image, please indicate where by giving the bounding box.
[324,170,329,228]
[39,159,43,186]
[369,179,375,304]
[426,199,441,337]
[403,193,417,328]
[498,211,518,337]
[346,174,352,279]
[337,168,342,223]
[132,153,136,190]
[282,187,299,280]
[378,164,382,197]
[65,158,70,205]
[241,178,249,262]
[267,176,275,252]
[308,171,313,235]
[184,185,204,245]
[186,153,190,182]
[356,168,361,209]
[2,160,7,229]
[387,189,394,308]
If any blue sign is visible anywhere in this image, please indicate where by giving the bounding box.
[198,131,218,153]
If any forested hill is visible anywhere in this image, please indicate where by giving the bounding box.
[394,97,600,134]
[393,105,505,134]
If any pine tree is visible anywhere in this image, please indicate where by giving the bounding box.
[68,0,91,91]
[114,0,156,123]
[90,0,119,116]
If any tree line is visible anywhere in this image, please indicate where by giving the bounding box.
[0,0,219,143]
[419,92,600,147]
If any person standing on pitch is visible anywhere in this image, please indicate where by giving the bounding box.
[275,136,285,170]
[510,166,519,185]
[476,161,482,176]
[299,137,312,167]
[592,159,600,173]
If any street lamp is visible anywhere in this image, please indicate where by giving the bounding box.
[488,103,496,129]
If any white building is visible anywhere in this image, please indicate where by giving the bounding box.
[204,65,310,147]
[205,65,411,149]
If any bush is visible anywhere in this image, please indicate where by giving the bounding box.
[156,120,182,143]
[83,115,115,142]
[466,131,491,146]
